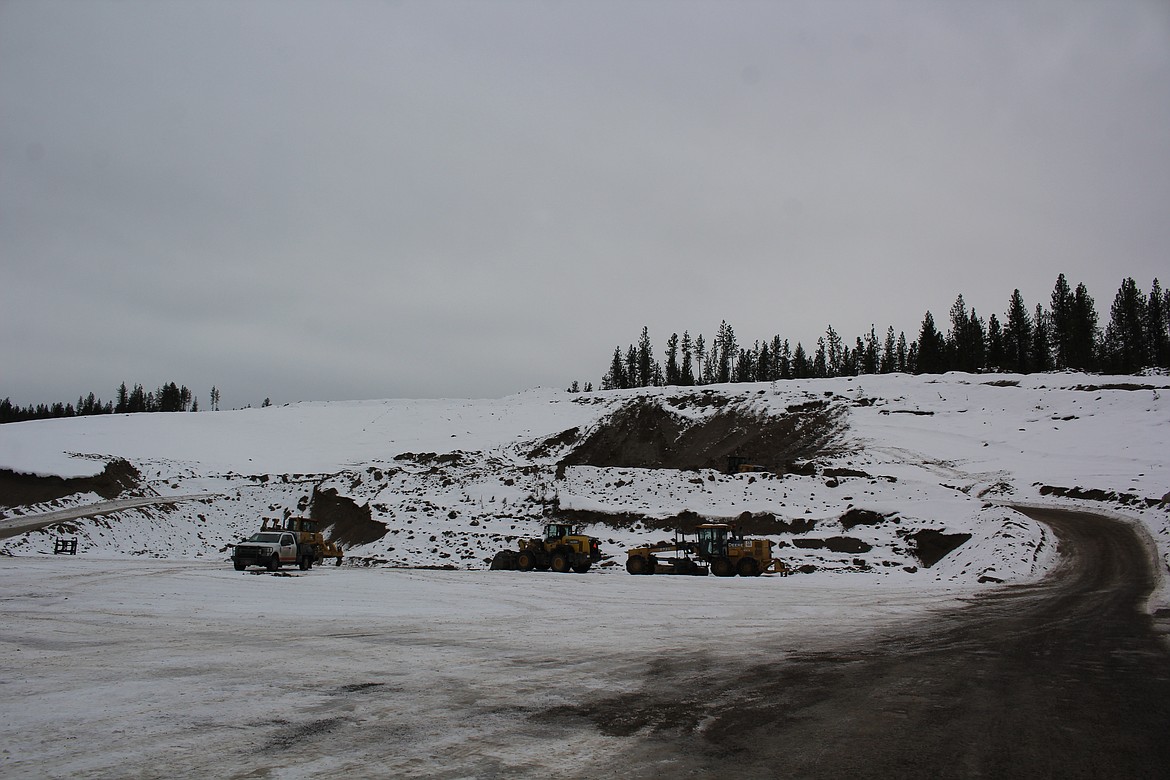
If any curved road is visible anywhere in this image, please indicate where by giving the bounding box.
[0,494,218,540]
[572,507,1170,778]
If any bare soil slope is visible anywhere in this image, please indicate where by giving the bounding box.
[0,459,141,512]
[558,395,848,473]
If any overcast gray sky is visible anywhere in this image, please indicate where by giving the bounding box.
[2,0,1168,408]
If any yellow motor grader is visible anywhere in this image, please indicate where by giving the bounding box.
[260,516,344,566]
[626,522,788,577]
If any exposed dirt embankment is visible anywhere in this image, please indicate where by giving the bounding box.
[558,507,818,536]
[0,459,141,511]
[558,395,848,474]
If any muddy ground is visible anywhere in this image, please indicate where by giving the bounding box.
[546,507,1170,778]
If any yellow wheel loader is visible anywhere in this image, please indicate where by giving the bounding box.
[490,522,603,573]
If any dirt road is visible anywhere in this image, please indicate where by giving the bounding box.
[569,507,1170,778]
[0,494,218,540]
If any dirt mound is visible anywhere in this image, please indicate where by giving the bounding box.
[558,395,847,474]
[910,529,972,567]
[309,487,386,547]
[0,458,141,510]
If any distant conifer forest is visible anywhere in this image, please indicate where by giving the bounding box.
[4,275,1168,423]
[0,383,230,424]
[574,275,1169,391]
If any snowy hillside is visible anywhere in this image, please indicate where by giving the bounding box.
[2,373,1167,601]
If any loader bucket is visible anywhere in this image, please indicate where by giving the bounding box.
[490,550,519,570]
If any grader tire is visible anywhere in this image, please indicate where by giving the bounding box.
[626,556,648,575]
[711,557,735,577]
[737,557,761,577]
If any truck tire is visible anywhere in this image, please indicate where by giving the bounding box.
[268,554,280,572]
[572,562,591,573]
[233,560,246,571]
[550,553,570,573]
[299,554,310,571]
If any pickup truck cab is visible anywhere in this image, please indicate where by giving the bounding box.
[232,531,313,571]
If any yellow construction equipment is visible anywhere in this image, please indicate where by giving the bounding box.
[260,516,344,566]
[490,522,603,573]
[626,522,788,577]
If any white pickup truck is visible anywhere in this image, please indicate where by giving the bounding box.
[231,531,315,571]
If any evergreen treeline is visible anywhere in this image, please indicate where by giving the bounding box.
[590,275,1170,390]
[0,382,211,424]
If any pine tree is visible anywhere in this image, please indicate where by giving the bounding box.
[986,314,1004,370]
[1145,279,1169,368]
[915,311,946,374]
[1068,283,1099,371]
[792,342,810,378]
[715,321,736,384]
[603,347,626,390]
[948,295,985,374]
[637,327,654,387]
[735,348,754,382]
[664,333,680,386]
[1003,289,1033,373]
[680,331,695,385]
[824,325,843,377]
[861,326,879,375]
[1050,274,1074,370]
[969,309,987,372]
[1104,278,1147,373]
[129,384,147,413]
[694,334,707,385]
[757,339,772,382]
[896,332,908,373]
[882,327,896,373]
[1032,303,1052,372]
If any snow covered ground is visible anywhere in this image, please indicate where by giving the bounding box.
[0,372,1168,777]
[1,557,972,778]
[1,373,1166,591]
